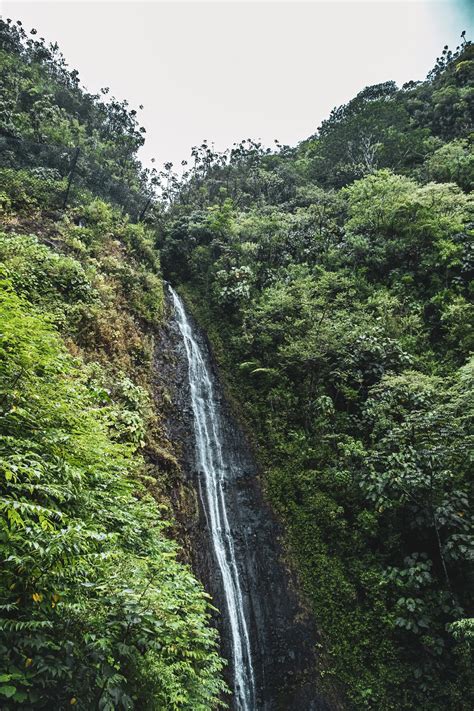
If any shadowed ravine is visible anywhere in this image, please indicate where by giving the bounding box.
[165,286,333,711]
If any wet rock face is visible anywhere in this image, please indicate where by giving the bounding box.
[154,294,332,711]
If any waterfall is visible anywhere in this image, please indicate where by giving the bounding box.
[169,285,256,711]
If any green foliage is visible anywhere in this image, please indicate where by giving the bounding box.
[302,82,431,188]
[343,170,473,290]
[0,232,95,317]
[0,21,225,706]
[422,139,474,191]
[0,167,66,211]
[159,34,474,710]
[2,14,473,710]
[0,277,225,709]
[0,18,159,217]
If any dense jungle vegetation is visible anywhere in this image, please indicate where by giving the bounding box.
[0,18,225,710]
[158,34,474,711]
[0,14,473,711]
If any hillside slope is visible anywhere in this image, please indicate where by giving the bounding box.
[1,15,473,711]
[158,36,474,711]
[0,18,225,710]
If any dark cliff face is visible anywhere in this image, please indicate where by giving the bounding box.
[154,293,333,711]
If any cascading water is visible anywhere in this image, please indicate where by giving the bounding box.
[169,285,256,711]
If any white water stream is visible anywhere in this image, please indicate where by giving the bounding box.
[169,285,256,711]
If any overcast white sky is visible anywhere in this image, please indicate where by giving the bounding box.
[2,1,472,168]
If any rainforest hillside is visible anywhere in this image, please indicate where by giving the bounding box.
[0,18,226,710]
[0,13,473,711]
[158,36,474,711]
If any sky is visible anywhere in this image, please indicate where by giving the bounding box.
[2,1,473,169]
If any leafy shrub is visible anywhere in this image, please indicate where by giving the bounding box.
[0,277,226,709]
[0,168,66,211]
